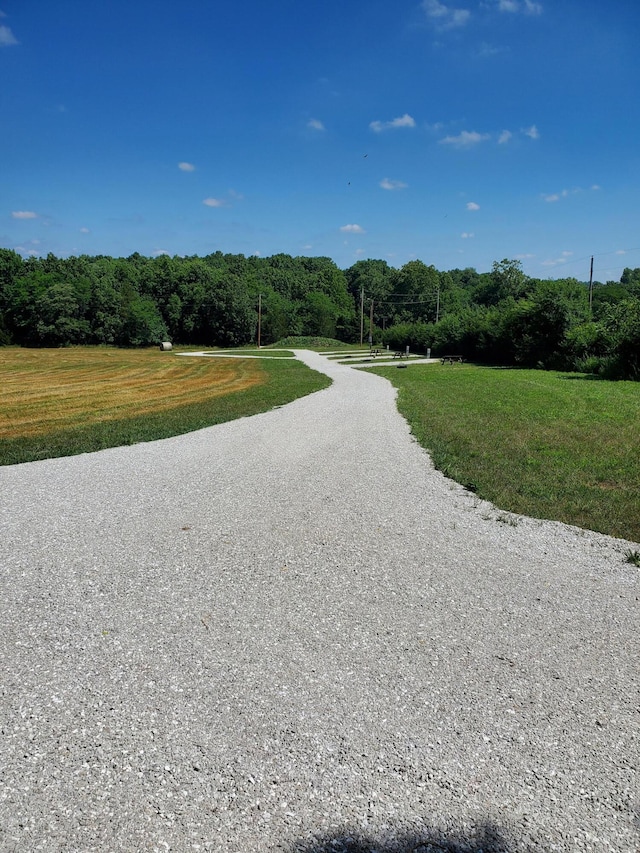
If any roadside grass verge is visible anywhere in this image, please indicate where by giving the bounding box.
[0,347,330,465]
[371,363,640,543]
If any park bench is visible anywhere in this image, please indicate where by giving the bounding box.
[393,350,407,359]
[440,355,464,364]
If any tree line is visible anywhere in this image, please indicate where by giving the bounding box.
[0,250,356,349]
[0,249,638,379]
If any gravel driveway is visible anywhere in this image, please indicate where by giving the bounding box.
[1,350,637,853]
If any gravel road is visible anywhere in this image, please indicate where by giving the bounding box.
[1,350,638,853]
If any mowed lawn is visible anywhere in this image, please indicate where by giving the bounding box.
[0,346,330,466]
[373,363,640,544]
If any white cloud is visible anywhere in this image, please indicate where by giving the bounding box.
[0,24,18,46]
[542,251,572,267]
[497,0,542,12]
[307,119,325,131]
[153,249,170,256]
[340,224,365,234]
[203,189,242,208]
[523,124,540,139]
[516,253,535,259]
[15,238,40,250]
[80,227,90,233]
[440,130,490,148]
[543,186,598,203]
[422,0,470,29]
[178,162,196,172]
[542,188,583,203]
[369,113,416,133]
[380,178,408,191]
[466,202,480,211]
[498,130,512,144]
[615,249,626,255]
[12,210,38,219]
[461,232,474,238]
[477,42,507,58]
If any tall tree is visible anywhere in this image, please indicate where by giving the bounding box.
[475,259,531,306]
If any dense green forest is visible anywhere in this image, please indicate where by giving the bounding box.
[0,248,638,379]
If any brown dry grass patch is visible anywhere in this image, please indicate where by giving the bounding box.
[0,347,264,439]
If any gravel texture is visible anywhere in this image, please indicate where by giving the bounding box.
[0,350,638,853]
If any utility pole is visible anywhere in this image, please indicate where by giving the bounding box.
[257,293,262,348]
[588,256,594,313]
[360,287,364,346]
[369,299,374,347]
[436,286,440,323]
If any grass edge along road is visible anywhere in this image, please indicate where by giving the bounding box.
[0,346,330,466]
[372,362,640,544]
[4,345,639,544]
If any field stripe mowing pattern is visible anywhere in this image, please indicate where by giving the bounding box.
[0,348,263,439]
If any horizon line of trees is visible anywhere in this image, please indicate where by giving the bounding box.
[0,249,638,379]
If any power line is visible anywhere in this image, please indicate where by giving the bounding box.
[376,291,441,298]
[546,247,640,271]
[376,298,436,306]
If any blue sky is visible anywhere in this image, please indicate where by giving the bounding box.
[2,0,639,280]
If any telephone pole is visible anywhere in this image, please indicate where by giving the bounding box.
[369,299,374,346]
[257,293,262,348]
[360,287,364,346]
[588,256,594,313]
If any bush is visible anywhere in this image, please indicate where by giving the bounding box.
[573,355,604,375]
[382,322,432,352]
[274,336,347,349]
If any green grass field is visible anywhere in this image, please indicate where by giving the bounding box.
[0,347,330,466]
[372,363,640,543]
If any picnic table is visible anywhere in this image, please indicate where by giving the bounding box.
[440,355,464,364]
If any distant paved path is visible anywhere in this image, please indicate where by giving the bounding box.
[1,351,637,852]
